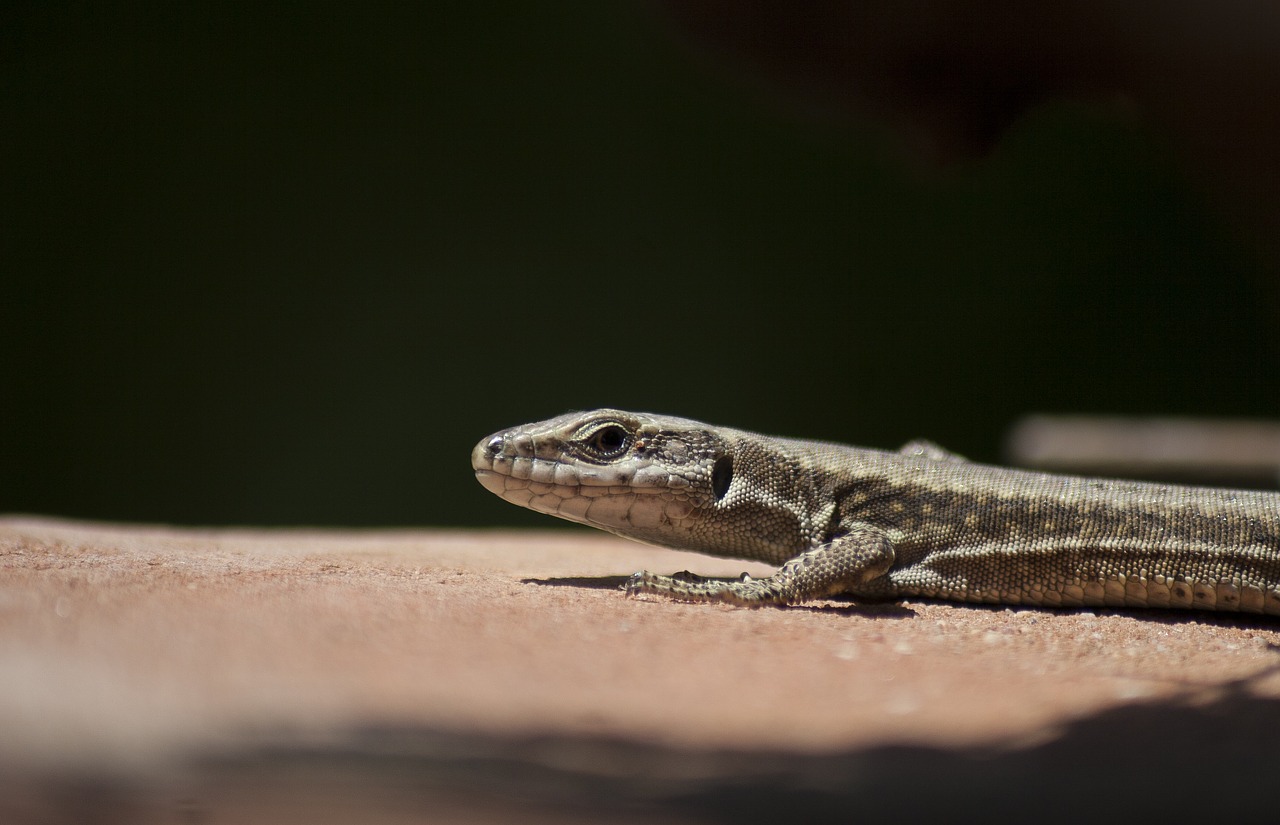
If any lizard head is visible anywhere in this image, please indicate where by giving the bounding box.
[472,409,736,551]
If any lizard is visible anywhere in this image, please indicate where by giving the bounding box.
[471,408,1280,615]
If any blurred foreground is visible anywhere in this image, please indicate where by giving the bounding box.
[3,517,1280,823]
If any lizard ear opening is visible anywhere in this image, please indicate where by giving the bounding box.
[711,455,733,500]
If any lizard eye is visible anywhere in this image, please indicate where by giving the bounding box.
[585,424,630,458]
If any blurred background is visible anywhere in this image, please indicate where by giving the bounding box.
[5,1,1279,527]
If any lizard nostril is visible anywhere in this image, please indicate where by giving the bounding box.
[486,435,504,454]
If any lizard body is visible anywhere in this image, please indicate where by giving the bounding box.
[472,409,1280,614]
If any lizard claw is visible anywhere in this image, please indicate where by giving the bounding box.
[623,571,652,596]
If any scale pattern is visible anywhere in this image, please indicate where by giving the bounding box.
[473,409,1280,614]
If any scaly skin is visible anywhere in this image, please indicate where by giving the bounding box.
[472,409,1280,614]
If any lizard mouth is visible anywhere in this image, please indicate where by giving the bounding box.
[472,468,506,496]
[472,433,642,489]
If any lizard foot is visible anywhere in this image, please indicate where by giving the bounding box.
[624,525,896,607]
[624,570,786,606]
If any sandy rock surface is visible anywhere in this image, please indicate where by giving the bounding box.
[3,516,1279,824]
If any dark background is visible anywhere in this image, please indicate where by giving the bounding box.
[5,2,1278,527]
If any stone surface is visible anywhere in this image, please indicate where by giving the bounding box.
[3,516,1280,823]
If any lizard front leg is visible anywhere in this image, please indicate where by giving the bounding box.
[625,524,896,606]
